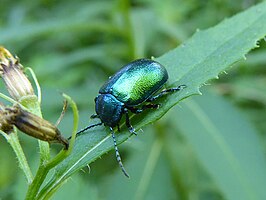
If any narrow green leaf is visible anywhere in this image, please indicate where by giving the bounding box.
[41,2,266,195]
[0,2,114,43]
[174,92,266,200]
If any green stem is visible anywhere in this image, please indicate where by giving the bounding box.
[20,95,49,199]
[38,141,50,163]
[36,94,78,200]
[25,149,67,200]
[26,94,78,200]
[0,130,33,184]
[20,95,51,165]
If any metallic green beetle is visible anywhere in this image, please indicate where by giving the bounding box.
[77,58,185,177]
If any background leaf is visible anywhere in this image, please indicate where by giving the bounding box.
[174,92,266,200]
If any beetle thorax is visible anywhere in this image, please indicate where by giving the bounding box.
[95,94,124,127]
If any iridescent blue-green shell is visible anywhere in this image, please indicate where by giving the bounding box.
[99,59,168,106]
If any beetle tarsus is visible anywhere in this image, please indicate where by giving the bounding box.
[129,127,137,135]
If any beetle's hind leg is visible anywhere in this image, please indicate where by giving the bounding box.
[147,84,186,102]
[128,104,159,114]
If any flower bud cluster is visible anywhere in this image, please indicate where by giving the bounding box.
[0,47,69,149]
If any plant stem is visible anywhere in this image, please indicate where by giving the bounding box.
[20,95,50,199]
[37,94,79,200]
[0,130,33,184]
[20,96,51,165]
[25,94,78,199]
[25,149,67,200]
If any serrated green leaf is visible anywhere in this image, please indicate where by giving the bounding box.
[40,2,266,197]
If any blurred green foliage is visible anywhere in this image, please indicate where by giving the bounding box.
[0,0,265,200]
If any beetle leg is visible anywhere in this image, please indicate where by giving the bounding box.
[147,84,186,102]
[124,108,136,135]
[117,124,121,132]
[90,114,99,119]
[127,107,143,114]
[141,104,160,110]
[110,127,130,178]
[128,104,159,114]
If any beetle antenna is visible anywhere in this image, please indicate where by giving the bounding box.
[68,122,103,140]
[110,127,130,178]
[77,122,103,135]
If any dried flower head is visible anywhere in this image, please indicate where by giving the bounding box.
[0,102,14,133]
[0,104,69,149]
[0,47,34,100]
